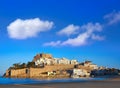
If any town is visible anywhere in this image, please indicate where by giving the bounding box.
[4,53,120,79]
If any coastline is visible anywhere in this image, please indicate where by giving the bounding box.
[0,76,120,88]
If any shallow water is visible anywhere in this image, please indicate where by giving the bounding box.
[0,77,106,85]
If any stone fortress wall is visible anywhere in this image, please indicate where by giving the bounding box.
[6,64,74,78]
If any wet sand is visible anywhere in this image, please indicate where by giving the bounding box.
[0,77,120,88]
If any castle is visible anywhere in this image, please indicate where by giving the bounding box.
[5,53,119,79]
[5,53,78,78]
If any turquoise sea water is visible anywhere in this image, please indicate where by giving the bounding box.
[0,77,106,85]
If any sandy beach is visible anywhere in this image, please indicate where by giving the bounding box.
[0,77,120,88]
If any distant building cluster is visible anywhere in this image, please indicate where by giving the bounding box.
[80,61,98,69]
[33,53,79,66]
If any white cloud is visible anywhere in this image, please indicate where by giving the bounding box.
[57,24,80,36]
[7,18,54,39]
[91,34,104,41]
[104,11,120,25]
[81,22,102,33]
[44,22,103,47]
[44,41,61,47]
[61,23,103,46]
[62,32,89,46]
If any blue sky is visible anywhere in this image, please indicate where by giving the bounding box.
[0,0,120,75]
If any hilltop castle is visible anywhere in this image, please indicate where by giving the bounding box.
[4,53,119,79]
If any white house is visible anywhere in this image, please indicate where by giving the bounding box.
[72,69,90,78]
[82,61,98,70]
[53,58,59,64]
[58,58,70,64]
[70,60,79,64]
[45,58,53,65]
[35,58,45,65]
[89,64,98,69]
[35,57,54,66]
[84,61,92,67]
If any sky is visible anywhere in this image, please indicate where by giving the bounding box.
[0,0,120,75]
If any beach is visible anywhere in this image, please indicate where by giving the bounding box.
[0,77,120,88]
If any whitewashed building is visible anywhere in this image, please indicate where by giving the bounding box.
[58,58,70,64]
[53,58,59,64]
[72,69,90,78]
[83,61,98,70]
[70,60,79,65]
[35,58,45,65]
[45,58,53,65]
[84,61,92,67]
[89,64,98,69]
[35,57,54,66]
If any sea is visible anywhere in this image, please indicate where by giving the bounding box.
[0,77,106,85]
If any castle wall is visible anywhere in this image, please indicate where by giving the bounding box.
[40,53,52,59]
[10,68,28,77]
[29,64,74,77]
[6,64,74,78]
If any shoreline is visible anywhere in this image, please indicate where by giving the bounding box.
[0,76,120,84]
[3,75,119,79]
[0,76,120,88]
